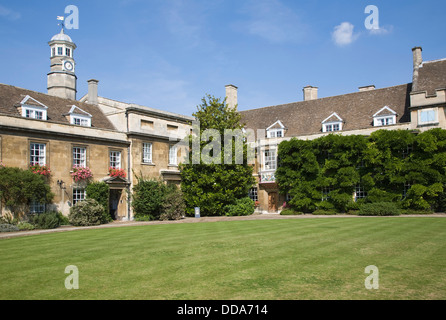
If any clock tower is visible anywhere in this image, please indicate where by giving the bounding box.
[47,28,77,100]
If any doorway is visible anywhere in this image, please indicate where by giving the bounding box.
[268,192,278,212]
[109,189,122,220]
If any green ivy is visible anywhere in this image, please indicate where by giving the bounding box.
[277,129,446,213]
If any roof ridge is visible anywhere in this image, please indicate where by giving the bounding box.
[240,83,411,113]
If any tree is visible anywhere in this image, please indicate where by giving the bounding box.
[180,95,255,216]
[0,166,53,217]
[131,177,168,220]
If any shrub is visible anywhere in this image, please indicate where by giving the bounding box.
[280,209,303,215]
[31,212,60,229]
[55,211,70,225]
[134,214,155,221]
[358,202,401,216]
[17,221,35,231]
[160,187,186,221]
[0,223,19,233]
[86,182,111,223]
[224,197,255,216]
[312,209,338,215]
[0,167,54,218]
[132,178,167,220]
[68,199,105,226]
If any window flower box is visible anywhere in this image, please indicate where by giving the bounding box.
[71,166,93,183]
[30,164,51,177]
[109,167,126,179]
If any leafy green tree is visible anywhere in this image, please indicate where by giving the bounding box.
[0,167,53,217]
[131,178,168,220]
[180,95,255,216]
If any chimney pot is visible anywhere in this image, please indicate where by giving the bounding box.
[87,79,99,105]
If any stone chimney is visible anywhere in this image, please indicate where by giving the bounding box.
[412,47,423,92]
[225,84,238,110]
[359,85,375,92]
[87,79,99,105]
[303,86,318,101]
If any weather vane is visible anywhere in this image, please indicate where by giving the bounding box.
[57,15,65,30]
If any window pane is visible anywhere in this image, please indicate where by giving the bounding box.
[421,110,436,123]
[73,188,86,205]
[264,150,277,170]
[248,188,258,202]
[169,146,177,165]
[143,143,152,163]
[57,47,63,55]
[73,147,86,167]
[110,151,121,169]
[30,143,46,166]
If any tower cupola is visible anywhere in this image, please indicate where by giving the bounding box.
[47,28,77,100]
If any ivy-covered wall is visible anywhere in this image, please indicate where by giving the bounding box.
[276,128,446,213]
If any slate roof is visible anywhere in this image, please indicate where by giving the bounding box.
[0,83,116,130]
[239,83,412,137]
[417,59,446,96]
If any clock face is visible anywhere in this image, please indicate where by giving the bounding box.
[64,61,73,71]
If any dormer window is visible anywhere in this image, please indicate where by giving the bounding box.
[322,113,343,133]
[68,105,92,127]
[373,106,397,127]
[266,120,285,138]
[20,95,48,120]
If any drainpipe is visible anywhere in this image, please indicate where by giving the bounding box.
[126,109,131,221]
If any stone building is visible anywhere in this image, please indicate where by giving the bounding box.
[238,47,446,213]
[0,27,192,220]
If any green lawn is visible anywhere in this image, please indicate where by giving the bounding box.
[1,217,445,300]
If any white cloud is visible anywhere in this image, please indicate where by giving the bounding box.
[368,25,393,35]
[237,0,307,44]
[0,5,21,21]
[332,22,359,46]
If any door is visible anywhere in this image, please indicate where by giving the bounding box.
[268,192,278,212]
[109,189,122,220]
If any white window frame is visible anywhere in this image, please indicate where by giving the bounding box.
[72,188,86,205]
[266,120,285,139]
[20,96,48,120]
[143,143,153,164]
[73,147,87,168]
[263,149,277,171]
[267,129,284,138]
[373,106,397,127]
[110,151,122,169]
[71,115,91,127]
[30,143,46,166]
[57,47,63,56]
[418,108,438,125]
[169,145,177,165]
[323,122,342,132]
[322,113,343,133]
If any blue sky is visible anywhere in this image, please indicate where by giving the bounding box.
[1,0,445,116]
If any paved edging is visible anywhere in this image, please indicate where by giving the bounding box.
[1,213,445,239]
